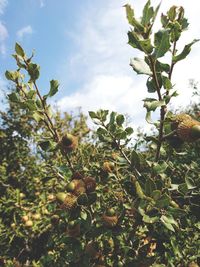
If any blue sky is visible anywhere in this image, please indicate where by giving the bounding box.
[0,0,200,129]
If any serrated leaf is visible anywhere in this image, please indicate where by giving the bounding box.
[173,39,200,63]
[15,43,25,57]
[153,29,170,58]
[124,4,144,31]
[130,57,152,75]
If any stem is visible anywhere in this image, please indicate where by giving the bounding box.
[148,56,166,161]
[33,81,59,142]
[102,122,141,178]
[149,56,162,101]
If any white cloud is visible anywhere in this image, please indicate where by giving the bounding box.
[0,0,8,15]
[16,25,33,39]
[58,0,200,131]
[0,21,8,55]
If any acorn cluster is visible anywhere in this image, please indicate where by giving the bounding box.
[56,174,96,211]
[172,113,200,142]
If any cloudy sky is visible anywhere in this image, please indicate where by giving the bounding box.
[0,0,199,129]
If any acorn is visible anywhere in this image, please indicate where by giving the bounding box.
[70,179,86,196]
[102,161,115,173]
[177,118,200,142]
[21,215,29,222]
[25,220,33,227]
[83,176,96,193]
[56,192,77,210]
[67,221,81,237]
[66,181,76,192]
[102,208,118,227]
[59,133,78,154]
[32,213,41,220]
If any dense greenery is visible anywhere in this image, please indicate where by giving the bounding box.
[0,1,200,266]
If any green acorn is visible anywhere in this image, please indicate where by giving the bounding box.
[102,208,118,227]
[56,192,77,210]
[59,133,78,154]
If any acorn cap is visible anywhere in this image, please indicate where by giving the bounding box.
[177,118,200,142]
[56,192,77,210]
[102,213,118,227]
[84,177,96,193]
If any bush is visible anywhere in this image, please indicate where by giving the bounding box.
[1,1,200,266]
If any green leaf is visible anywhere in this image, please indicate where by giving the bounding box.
[167,6,177,21]
[124,4,144,31]
[152,190,161,200]
[145,179,156,196]
[116,114,125,126]
[143,214,159,224]
[130,57,152,75]
[152,161,168,174]
[88,111,98,119]
[143,98,165,112]
[124,4,135,25]
[185,177,196,190]
[128,31,153,54]
[15,43,25,57]
[7,92,19,102]
[162,76,172,90]
[146,78,157,93]
[153,29,170,58]
[32,111,44,122]
[156,193,171,208]
[28,63,40,81]
[178,183,188,194]
[131,150,140,169]
[160,215,175,232]
[5,70,18,81]
[141,0,154,26]
[173,39,200,63]
[47,80,59,98]
[125,127,134,135]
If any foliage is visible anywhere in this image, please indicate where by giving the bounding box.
[1,1,200,266]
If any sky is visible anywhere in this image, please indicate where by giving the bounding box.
[0,0,200,130]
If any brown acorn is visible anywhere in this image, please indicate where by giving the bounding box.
[56,192,77,210]
[59,133,78,154]
[67,221,80,237]
[102,161,115,173]
[102,208,118,227]
[177,118,200,142]
[83,176,96,193]
[71,179,86,196]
